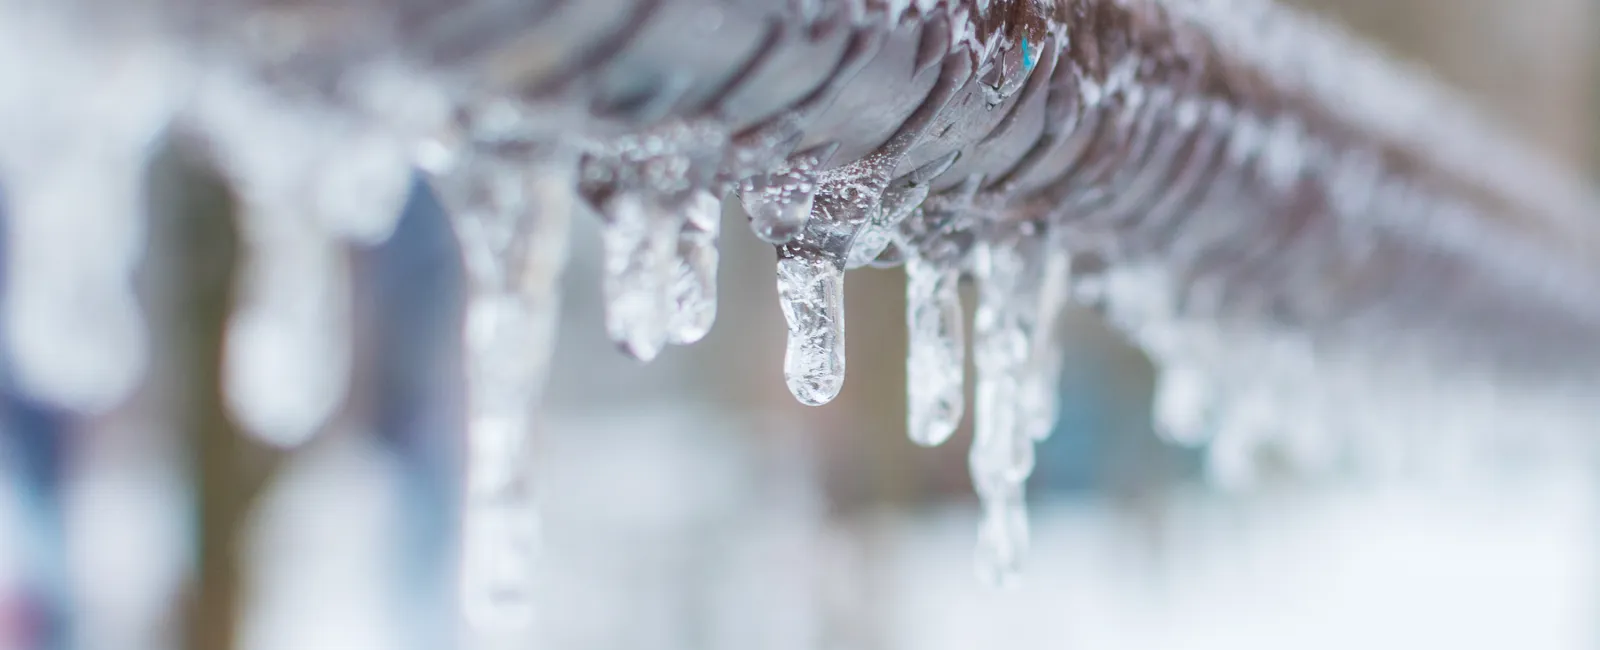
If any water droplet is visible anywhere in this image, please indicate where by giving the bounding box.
[739,173,816,244]
[737,142,835,245]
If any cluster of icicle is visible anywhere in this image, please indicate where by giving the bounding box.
[3,0,1596,641]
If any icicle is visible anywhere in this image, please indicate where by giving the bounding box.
[0,12,175,411]
[970,239,1036,587]
[2,160,153,412]
[192,73,385,446]
[599,193,678,362]
[962,221,1069,585]
[1017,239,1070,443]
[896,171,978,448]
[904,255,964,447]
[667,190,721,345]
[222,230,353,445]
[769,157,893,406]
[432,147,574,638]
[777,252,847,406]
[583,121,728,360]
[773,53,974,406]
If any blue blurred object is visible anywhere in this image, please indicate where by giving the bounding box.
[0,189,74,650]
[357,178,466,650]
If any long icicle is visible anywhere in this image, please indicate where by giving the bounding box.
[432,145,574,644]
[969,225,1069,586]
[971,238,1034,587]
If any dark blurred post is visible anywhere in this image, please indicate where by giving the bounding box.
[151,145,286,650]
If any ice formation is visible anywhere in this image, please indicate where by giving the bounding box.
[429,146,575,633]
[4,0,1599,638]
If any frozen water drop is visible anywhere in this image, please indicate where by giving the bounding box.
[738,147,825,246]
[667,190,721,345]
[741,180,813,244]
[846,220,896,269]
[777,253,847,406]
[905,256,964,447]
[0,15,174,411]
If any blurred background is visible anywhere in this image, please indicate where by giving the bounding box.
[3,0,1600,649]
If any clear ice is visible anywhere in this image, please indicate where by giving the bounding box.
[771,154,899,406]
[777,253,848,406]
[586,122,729,360]
[1021,258,1070,441]
[600,192,679,362]
[667,190,721,345]
[737,143,834,245]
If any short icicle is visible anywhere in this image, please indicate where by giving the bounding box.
[583,121,727,361]
[667,190,722,345]
[777,251,848,406]
[0,8,175,411]
[599,192,679,362]
[772,51,975,406]
[895,175,982,447]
